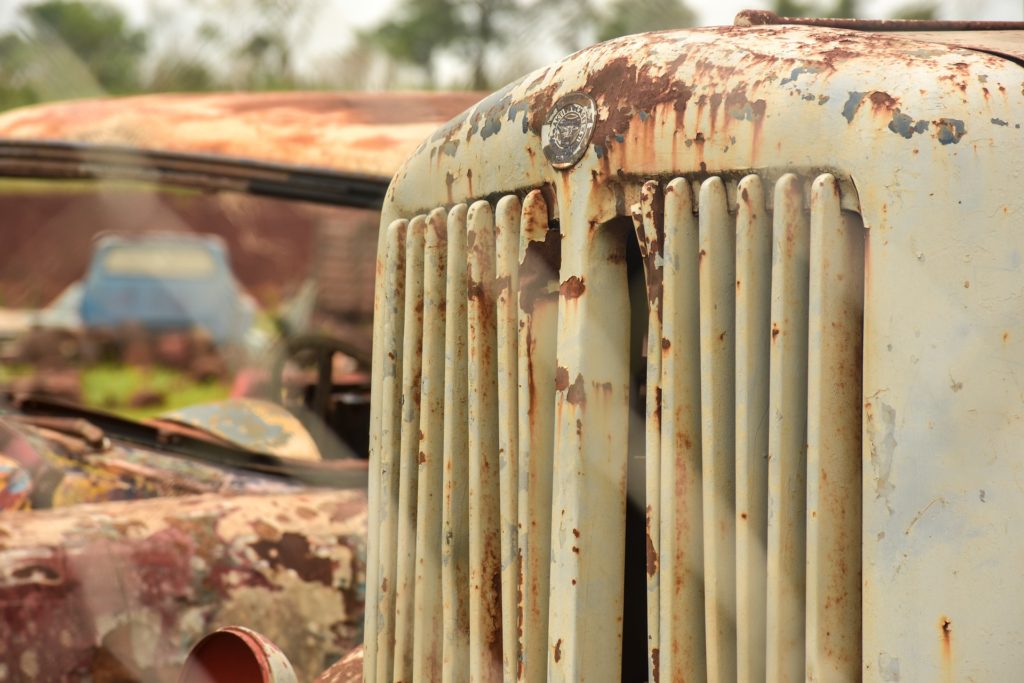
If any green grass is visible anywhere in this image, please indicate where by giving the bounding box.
[0,177,202,196]
[0,364,33,382]
[81,364,230,421]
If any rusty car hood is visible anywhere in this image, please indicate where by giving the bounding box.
[0,91,485,178]
[0,488,367,682]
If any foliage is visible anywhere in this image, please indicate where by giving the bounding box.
[891,4,938,19]
[362,0,464,87]
[595,0,696,43]
[0,35,37,111]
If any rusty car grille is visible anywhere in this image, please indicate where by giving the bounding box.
[365,173,865,682]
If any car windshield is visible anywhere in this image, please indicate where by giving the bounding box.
[0,173,377,459]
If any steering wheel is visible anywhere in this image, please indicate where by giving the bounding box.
[270,333,372,419]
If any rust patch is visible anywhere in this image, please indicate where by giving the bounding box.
[554,638,562,662]
[566,374,586,407]
[467,279,487,302]
[579,53,694,149]
[651,647,660,683]
[250,532,335,587]
[555,366,570,391]
[940,615,952,670]
[868,91,898,112]
[560,275,586,300]
[645,506,658,577]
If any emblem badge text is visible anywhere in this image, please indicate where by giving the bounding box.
[542,92,597,170]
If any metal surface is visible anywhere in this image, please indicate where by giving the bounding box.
[804,175,864,679]
[411,207,447,680]
[367,21,1024,683]
[515,190,557,683]
[698,177,738,683]
[630,180,664,683]
[0,489,365,682]
[390,216,425,682]
[441,203,470,682]
[466,201,504,682]
[733,174,771,683]
[161,399,323,462]
[0,91,483,178]
[315,645,365,683]
[734,9,1024,32]
[658,177,704,682]
[493,195,521,683]
[765,174,810,682]
[365,219,406,683]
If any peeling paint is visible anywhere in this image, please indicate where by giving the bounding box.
[933,118,966,144]
[867,402,897,514]
[780,65,822,85]
[842,91,867,123]
[888,110,930,139]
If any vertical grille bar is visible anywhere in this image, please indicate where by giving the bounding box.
[466,200,504,681]
[441,204,470,681]
[372,219,409,683]
[734,176,771,683]
[765,174,810,682]
[547,194,630,682]
[494,195,522,683]
[805,175,863,680]
[392,215,427,682]
[697,177,738,683]
[659,177,705,681]
[516,190,557,683]
[631,180,665,683]
[369,174,863,683]
[412,207,448,681]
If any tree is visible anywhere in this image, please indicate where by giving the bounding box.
[361,0,466,88]
[22,0,148,94]
[147,54,218,93]
[182,0,323,89]
[891,3,937,19]
[362,0,698,91]
[0,35,37,111]
[595,0,696,43]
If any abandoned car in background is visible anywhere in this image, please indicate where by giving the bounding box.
[0,90,479,680]
[186,13,1024,683]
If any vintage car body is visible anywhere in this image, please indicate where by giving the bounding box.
[79,233,253,344]
[347,15,1024,683]
[0,91,479,177]
[0,91,481,680]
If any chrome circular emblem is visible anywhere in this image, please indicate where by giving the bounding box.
[542,92,597,170]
